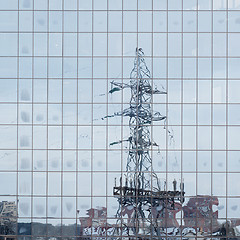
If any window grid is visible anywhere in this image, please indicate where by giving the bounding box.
[0,0,239,239]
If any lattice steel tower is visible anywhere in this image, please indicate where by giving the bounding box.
[106,48,184,239]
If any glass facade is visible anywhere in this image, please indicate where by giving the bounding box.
[0,0,240,239]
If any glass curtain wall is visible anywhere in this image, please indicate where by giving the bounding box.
[0,0,239,239]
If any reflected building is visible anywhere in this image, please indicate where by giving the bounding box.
[0,201,17,238]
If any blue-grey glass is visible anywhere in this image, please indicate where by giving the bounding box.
[214,33,226,56]
[213,58,226,79]
[48,150,61,171]
[138,12,152,33]
[48,126,62,149]
[197,173,211,195]
[213,80,226,103]
[78,173,91,196]
[229,58,240,78]
[229,33,240,57]
[48,172,61,196]
[64,33,77,56]
[0,33,17,56]
[123,12,137,32]
[198,11,212,32]
[153,58,167,78]
[198,59,211,78]
[229,104,240,125]
[63,151,76,171]
[183,126,196,149]
[93,11,107,32]
[64,0,77,10]
[228,198,240,219]
[34,57,47,77]
[198,104,211,125]
[0,172,16,195]
[109,11,122,32]
[183,33,196,56]
[33,172,46,195]
[33,197,46,217]
[78,126,91,149]
[33,126,47,149]
[228,126,240,150]
[213,11,227,32]
[168,58,181,78]
[63,58,77,78]
[183,104,196,125]
[33,104,47,124]
[63,172,76,196]
[183,173,196,196]
[197,151,211,172]
[198,126,211,150]
[213,126,226,150]
[183,80,196,103]
[168,151,181,172]
[19,197,31,218]
[213,151,226,172]
[63,197,76,218]
[183,151,196,171]
[93,172,106,196]
[168,33,182,56]
[168,0,182,10]
[0,150,17,171]
[183,0,197,10]
[198,33,211,56]
[183,11,196,32]
[50,0,62,10]
[63,126,77,149]
[228,173,240,196]
[228,151,240,172]
[48,197,61,218]
[183,58,196,78]
[33,150,47,171]
[198,81,211,103]
[229,80,240,102]
[108,57,122,78]
[63,104,77,125]
[123,0,137,10]
[18,126,31,149]
[64,12,77,32]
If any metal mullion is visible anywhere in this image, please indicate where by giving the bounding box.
[5,53,240,57]
[165,0,170,236]
[31,3,35,239]
[120,0,124,237]
[211,0,214,236]
[91,0,94,238]
[46,0,50,237]
[76,0,80,236]
[16,0,20,237]
[4,30,240,34]
[61,0,64,237]
[226,0,229,232]
[2,9,240,12]
[136,0,139,237]
[150,0,154,237]
[180,0,183,238]
[106,0,109,238]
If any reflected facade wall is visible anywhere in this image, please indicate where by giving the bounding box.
[0,0,240,238]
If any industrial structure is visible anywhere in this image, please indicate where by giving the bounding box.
[105,48,185,238]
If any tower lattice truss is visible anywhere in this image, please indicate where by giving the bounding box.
[105,48,185,238]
